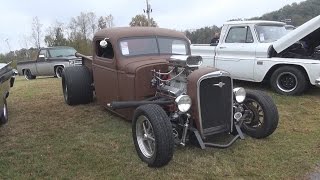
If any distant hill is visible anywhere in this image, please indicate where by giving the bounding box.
[251,0,320,26]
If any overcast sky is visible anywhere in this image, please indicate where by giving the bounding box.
[0,0,306,53]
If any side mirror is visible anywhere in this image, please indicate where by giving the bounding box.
[38,54,45,61]
[12,69,18,76]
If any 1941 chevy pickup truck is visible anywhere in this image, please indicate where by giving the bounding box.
[191,15,320,95]
[61,27,279,167]
[17,46,82,80]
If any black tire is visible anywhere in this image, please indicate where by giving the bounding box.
[0,99,8,126]
[241,90,279,139]
[62,66,93,105]
[55,66,64,78]
[132,104,174,167]
[24,69,36,80]
[270,66,308,95]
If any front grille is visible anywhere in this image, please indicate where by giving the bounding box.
[198,75,232,136]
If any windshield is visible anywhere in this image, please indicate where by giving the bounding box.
[49,47,77,58]
[119,37,188,57]
[255,25,287,43]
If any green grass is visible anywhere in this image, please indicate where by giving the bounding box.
[0,77,319,179]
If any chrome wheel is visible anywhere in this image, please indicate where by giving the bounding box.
[63,83,69,103]
[55,66,64,78]
[243,98,265,129]
[136,115,155,158]
[3,103,7,120]
[276,72,298,93]
[24,70,31,80]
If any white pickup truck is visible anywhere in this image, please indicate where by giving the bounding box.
[191,15,320,95]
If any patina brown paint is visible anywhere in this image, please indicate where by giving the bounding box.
[91,27,190,120]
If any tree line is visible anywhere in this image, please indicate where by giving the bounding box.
[1,0,319,63]
[0,13,153,64]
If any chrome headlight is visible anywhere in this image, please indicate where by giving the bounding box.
[175,95,192,113]
[233,87,246,103]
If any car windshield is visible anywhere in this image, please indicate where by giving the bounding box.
[119,37,188,57]
[255,25,287,43]
[49,47,77,58]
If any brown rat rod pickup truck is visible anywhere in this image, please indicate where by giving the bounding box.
[62,27,279,167]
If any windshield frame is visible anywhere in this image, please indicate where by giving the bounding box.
[254,24,287,43]
[117,36,190,58]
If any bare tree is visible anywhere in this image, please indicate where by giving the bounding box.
[87,12,97,39]
[98,14,115,30]
[98,16,106,29]
[31,16,43,49]
[44,21,67,47]
[105,14,114,28]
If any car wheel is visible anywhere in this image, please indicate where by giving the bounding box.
[0,98,8,126]
[24,69,36,80]
[62,66,93,105]
[132,104,174,167]
[241,90,279,139]
[270,66,307,95]
[55,66,64,78]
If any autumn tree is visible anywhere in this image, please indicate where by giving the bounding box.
[129,14,157,27]
[31,16,43,49]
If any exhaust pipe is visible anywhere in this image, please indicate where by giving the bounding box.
[108,100,173,109]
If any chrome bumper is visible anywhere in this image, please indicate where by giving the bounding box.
[315,78,320,87]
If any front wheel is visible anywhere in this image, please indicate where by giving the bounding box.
[55,66,64,78]
[241,90,279,139]
[132,104,174,167]
[0,99,8,126]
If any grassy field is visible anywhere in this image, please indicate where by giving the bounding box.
[0,76,319,179]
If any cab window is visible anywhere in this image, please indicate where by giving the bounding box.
[225,26,254,43]
[39,49,49,58]
[96,40,114,59]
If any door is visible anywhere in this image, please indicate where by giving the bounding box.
[36,49,52,76]
[92,39,118,106]
[215,26,256,80]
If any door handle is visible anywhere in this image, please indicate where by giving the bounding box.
[219,46,226,49]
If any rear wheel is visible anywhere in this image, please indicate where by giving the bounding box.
[132,104,174,167]
[0,99,8,126]
[24,69,36,80]
[55,66,64,78]
[62,66,93,105]
[270,66,307,95]
[241,90,279,139]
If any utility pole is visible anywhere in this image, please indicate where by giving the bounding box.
[144,0,152,26]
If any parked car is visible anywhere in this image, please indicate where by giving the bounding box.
[61,27,279,167]
[191,15,320,95]
[17,46,82,80]
[0,63,17,126]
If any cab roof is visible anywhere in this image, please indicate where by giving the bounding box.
[94,27,188,41]
[224,20,285,26]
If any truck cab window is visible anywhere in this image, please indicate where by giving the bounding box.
[225,26,254,43]
[39,49,49,60]
[96,40,114,59]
